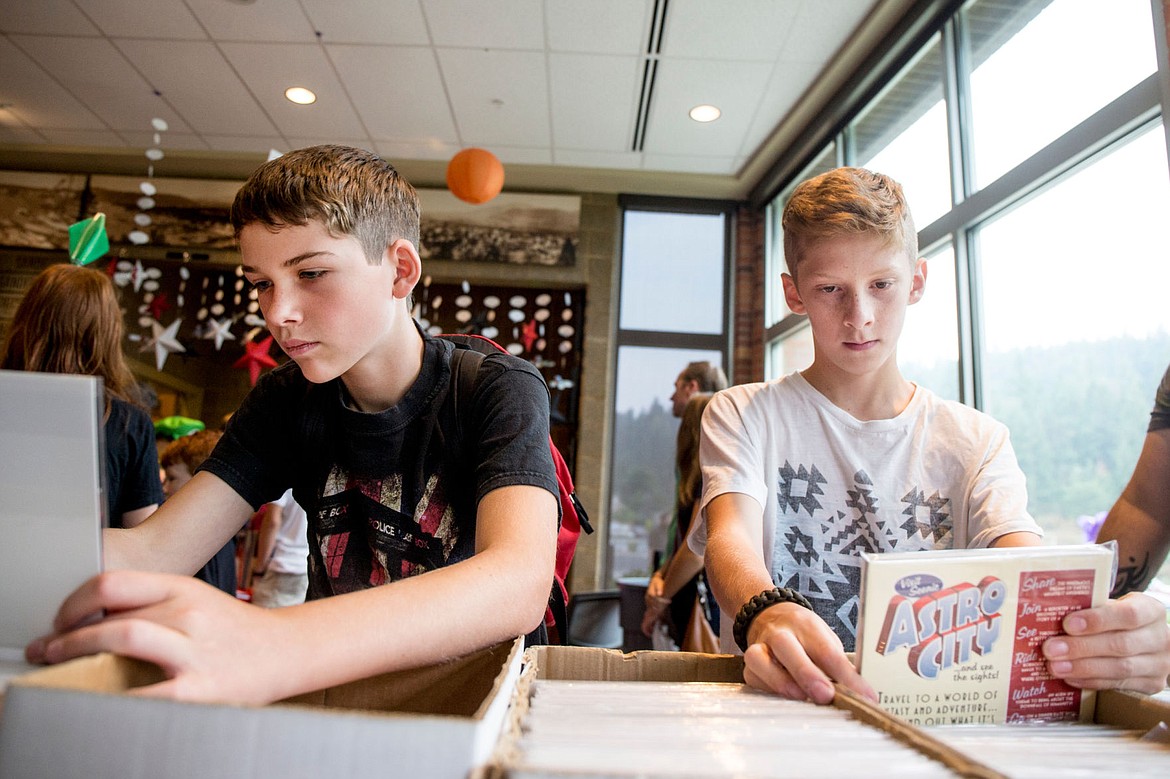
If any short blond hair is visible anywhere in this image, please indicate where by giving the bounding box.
[782,167,916,281]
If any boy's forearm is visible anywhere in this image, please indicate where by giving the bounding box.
[704,493,775,621]
[105,471,254,575]
[243,486,558,700]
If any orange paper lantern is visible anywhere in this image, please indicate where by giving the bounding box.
[446,147,505,204]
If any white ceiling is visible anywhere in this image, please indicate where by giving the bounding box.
[0,0,913,198]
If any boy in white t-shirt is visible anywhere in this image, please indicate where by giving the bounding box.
[695,167,1170,704]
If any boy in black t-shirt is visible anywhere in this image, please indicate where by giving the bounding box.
[27,145,559,705]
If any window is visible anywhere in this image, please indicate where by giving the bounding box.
[619,211,726,334]
[965,0,1156,188]
[608,204,732,585]
[900,244,960,401]
[978,125,1170,547]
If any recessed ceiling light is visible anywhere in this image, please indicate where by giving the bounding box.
[689,104,721,123]
[285,87,317,105]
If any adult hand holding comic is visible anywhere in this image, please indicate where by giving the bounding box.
[1042,591,1170,694]
[741,601,876,704]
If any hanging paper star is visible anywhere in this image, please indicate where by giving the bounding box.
[203,317,236,351]
[233,335,278,386]
[520,319,539,351]
[147,291,172,320]
[114,259,146,291]
[141,318,186,371]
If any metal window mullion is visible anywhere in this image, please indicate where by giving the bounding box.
[1152,0,1170,171]
[944,12,976,205]
[951,229,979,409]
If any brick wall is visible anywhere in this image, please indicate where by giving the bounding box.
[732,205,766,385]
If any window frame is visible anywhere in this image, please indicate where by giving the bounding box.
[605,194,736,585]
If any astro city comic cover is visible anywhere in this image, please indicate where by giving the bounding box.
[856,544,1114,726]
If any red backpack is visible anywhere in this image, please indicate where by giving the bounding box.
[443,333,593,644]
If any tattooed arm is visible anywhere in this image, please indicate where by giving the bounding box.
[1097,426,1170,596]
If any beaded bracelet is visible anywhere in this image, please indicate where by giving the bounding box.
[732,587,814,653]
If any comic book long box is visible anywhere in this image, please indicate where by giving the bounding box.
[0,638,523,779]
[855,544,1114,726]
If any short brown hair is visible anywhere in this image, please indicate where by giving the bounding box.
[1,263,139,409]
[679,361,728,393]
[230,144,420,264]
[160,429,222,472]
[782,167,916,281]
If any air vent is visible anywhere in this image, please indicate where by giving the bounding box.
[631,0,669,152]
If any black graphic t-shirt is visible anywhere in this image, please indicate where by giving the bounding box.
[200,330,558,599]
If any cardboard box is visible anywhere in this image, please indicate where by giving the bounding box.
[0,638,523,779]
[485,646,1170,779]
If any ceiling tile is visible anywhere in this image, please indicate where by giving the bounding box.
[39,128,129,147]
[300,0,429,45]
[549,53,640,152]
[0,123,46,145]
[738,58,825,158]
[662,0,801,61]
[219,42,367,140]
[117,131,210,152]
[642,153,737,175]
[0,36,106,129]
[546,0,651,55]
[423,0,544,49]
[76,0,206,39]
[327,44,458,143]
[438,49,549,147]
[184,0,316,42]
[0,0,100,35]
[11,35,192,133]
[115,39,279,138]
[201,134,289,154]
[554,149,644,170]
[784,0,877,61]
[642,57,772,156]
[491,146,552,165]
[375,139,459,162]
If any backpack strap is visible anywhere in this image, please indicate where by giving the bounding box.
[448,344,486,445]
[446,342,551,645]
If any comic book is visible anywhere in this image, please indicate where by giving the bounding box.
[855,544,1114,726]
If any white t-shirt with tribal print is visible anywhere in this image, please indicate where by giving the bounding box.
[694,372,1042,652]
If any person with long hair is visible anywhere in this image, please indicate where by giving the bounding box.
[642,392,718,645]
[2,263,163,528]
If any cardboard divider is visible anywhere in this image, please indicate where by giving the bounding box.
[830,684,1005,779]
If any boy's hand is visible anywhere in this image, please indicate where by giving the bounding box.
[740,603,876,705]
[26,571,290,705]
[1042,592,1170,694]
